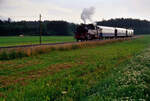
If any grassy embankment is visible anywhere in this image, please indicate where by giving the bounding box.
[0,36,150,100]
[0,36,75,47]
[0,38,132,60]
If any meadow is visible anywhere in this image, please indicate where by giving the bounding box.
[0,36,150,101]
[0,36,75,47]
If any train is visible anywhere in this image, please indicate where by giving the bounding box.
[75,24,134,41]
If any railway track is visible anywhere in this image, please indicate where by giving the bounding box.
[0,36,140,50]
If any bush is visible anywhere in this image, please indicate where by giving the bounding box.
[9,51,17,59]
[71,44,79,50]
[0,51,9,60]
[16,51,27,58]
[58,46,66,51]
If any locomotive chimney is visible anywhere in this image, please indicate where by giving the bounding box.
[81,7,95,24]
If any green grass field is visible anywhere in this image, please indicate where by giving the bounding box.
[0,36,75,47]
[0,36,150,101]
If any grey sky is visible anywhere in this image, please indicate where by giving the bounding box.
[0,0,150,23]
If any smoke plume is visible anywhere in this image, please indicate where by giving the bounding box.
[81,7,95,24]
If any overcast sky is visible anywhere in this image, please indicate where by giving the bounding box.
[0,0,150,23]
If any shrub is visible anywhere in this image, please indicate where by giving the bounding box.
[71,44,79,50]
[0,51,9,60]
[16,51,27,58]
[9,51,18,59]
[57,46,67,51]
[50,46,56,51]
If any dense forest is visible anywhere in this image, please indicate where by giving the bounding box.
[0,20,77,36]
[0,18,150,36]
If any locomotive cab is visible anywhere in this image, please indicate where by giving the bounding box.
[75,24,88,41]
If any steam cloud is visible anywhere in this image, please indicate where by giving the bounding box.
[81,7,95,24]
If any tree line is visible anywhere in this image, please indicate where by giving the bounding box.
[0,20,77,36]
[0,18,150,36]
[97,18,150,35]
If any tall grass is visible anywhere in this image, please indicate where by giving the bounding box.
[0,38,133,60]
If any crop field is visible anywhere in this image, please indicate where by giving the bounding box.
[0,36,150,101]
[0,36,75,47]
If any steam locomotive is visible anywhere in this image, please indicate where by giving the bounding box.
[75,24,134,41]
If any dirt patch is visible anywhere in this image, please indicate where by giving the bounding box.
[25,63,73,77]
[115,55,132,67]
[0,62,84,88]
[0,60,42,71]
[0,92,6,98]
